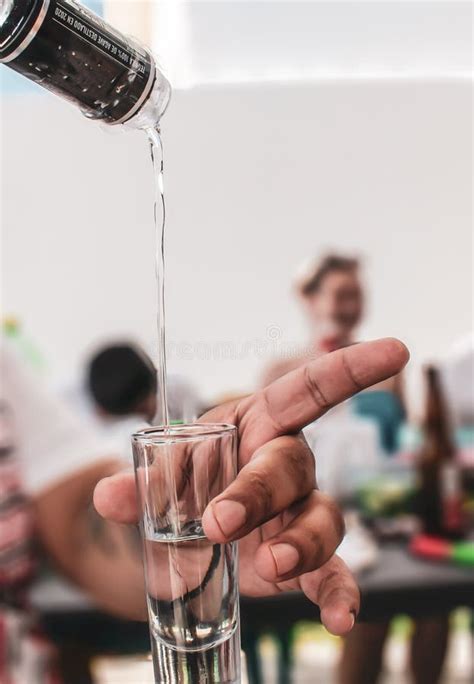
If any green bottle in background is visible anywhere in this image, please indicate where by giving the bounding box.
[2,316,45,371]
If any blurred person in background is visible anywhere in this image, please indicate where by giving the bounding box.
[88,343,202,426]
[0,334,409,682]
[88,344,159,423]
[263,253,365,379]
[263,253,405,454]
[63,342,202,461]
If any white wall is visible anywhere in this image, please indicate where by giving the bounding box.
[1,80,472,410]
[106,1,472,85]
[162,0,472,85]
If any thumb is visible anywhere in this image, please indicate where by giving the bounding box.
[93,470,139,524]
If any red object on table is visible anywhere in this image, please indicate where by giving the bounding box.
[410,534,451,561]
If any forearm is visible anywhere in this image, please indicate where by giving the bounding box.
[34,459,147,620]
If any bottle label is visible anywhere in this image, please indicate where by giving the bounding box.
[0,0,156,124]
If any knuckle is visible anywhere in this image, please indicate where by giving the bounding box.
[320,570,341,593]
[283,443,315,490]
[261,390,286,435]
[341,348,364,392]
[248,470,274,517]
[332,505,346,541]
[303,365,330,411]
[273,435,316,489]
[318,557,357,600]
[293,528,326,569]
[318,492,346,540]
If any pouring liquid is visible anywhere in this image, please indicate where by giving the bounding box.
[147,126,170,429]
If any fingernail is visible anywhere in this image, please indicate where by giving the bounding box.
[349,612,356,630]
[213,500,247,537]
[270,543,300,576]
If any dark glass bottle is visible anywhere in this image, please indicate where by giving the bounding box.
[0,0,171,128]
[417,365,464,538]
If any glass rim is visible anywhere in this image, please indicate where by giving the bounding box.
[132,422,237,445]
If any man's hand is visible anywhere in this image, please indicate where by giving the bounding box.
[94,338,409,635]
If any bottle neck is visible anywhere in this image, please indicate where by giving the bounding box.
[420,432,455,462]
[124,67,171,130]
[421,365,456,460]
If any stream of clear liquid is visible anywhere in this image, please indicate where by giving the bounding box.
[146,126,182,542]
[147,126,170,429]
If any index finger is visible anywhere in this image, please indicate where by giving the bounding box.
[238,338,409,456]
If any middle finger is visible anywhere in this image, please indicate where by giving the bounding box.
[202,434,316,542]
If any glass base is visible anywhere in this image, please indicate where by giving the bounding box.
[151,628,241,684]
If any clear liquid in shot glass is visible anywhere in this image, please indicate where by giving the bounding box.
[144,518,239,653]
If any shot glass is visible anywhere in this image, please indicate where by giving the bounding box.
[132,424,241,684]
